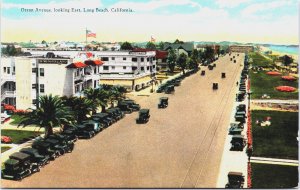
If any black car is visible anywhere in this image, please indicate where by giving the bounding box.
[225,172,244,188]
[31,141,58,160]
[165,85,175,94]
[20,148,50,167]
[120,99,140,111]
[230,135,246,151]
[136,109,150,124]
[118,103,133,114]
[213,83,218,90]
[158,97,168,108]
[201,70,205,76]
[222,72,226,78]
[92,113,113,127]
[9,152,40,173]
[2,159,32,180]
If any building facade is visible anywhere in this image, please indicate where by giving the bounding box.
[229,45,254,53]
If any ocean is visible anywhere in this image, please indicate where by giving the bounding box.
[267,45,298,55]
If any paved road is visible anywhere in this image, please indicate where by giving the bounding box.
[2,53,244,188]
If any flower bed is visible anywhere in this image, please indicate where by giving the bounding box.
[275,86,296,92]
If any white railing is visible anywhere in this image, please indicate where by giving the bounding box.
[99,73,151,79]
[1,91,16,101]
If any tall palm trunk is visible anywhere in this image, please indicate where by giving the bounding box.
[45,126,54,138]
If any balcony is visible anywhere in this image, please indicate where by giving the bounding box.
[1,91,16,101]
[1,75,16,86]
[99,73,150,80]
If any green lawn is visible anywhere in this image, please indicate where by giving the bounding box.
[9,114,25,125]
[251,110,298,159]
[252,163,298,188]
[1,129,42,144]
[249,52,273,67]
[250,71,298,99]
[1,146,12,153]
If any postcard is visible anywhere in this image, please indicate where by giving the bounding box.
[0,0,298,189]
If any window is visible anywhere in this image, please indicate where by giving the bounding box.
[111,66,115,70]
[32,68,37,73]
[3,67,6,73]
[32,99,37,104]
[13,67,15,73]
[111,57,115,60]
[7,67,10,74]
[147,58,149,62]
[132,58,137,62]
[94,68,97,74]
[40,84,45,93]
[32,84,36,89]
[132,66,137,71]
[39,68,44,76]
[75,85,80,93]
[101,57,109,61]
[147,66,150,70]
[141,67,145,71]
[141,58,144,62]
[123,66,126,70]
[123,57,126,61]
[103,66,109,70]
[153,65,156,68]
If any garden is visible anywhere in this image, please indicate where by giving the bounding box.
[251,110,298,159]
[1,129,42,144]
[251,163,298,188]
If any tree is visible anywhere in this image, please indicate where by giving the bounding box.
[187,57,198,70]
[41,40,47,44]
[19,95,74,138]
[177,53,187,74]
[146,42,156,50]
[84,88,109,113]
[204,47,215,61]
[174,39,184,44]
[158,41,164,50]
[61,96,96,123]
[280,55,293,67]
[108,86,127,107]
[190,49,199,63]
[166,49,177,73]
[120,41,133,50]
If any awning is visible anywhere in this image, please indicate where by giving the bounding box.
[66,62,87,68]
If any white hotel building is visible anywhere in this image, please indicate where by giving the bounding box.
[1,50,156,110]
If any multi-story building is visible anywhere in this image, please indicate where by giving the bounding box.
[1,49,157,109]
[229,45,254,53]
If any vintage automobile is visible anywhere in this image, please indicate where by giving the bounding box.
[230,58,233,61]
[82,119,103,134]
[165,85,175,94]
[136,109,150,124]
[106,108,121,121]
[173,79,181,86]
[44,138,67,155]
[213,83,218,90]
[225,172,245,188]
[208,65,214,70]
[118,103,133,114]
[229,122,244,135]
[236,92,246,102]
[31,141,59,160]
[2,159,32,180]
[222,73,226,78]
[235,114,246,123]
[61,130,78,143]
[236,104,246,112]
[20,147,50,167]
[92,113,114,127]
[47,134,75,153]
[74,124,95,139]
[213,63,216,67]
[158,97,169,108]
[201,70,205,76]
[233,60,237,63]
[9,152,40,173]
[120,99,140,111]
[230,135,246,151]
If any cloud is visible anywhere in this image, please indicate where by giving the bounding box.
[2,0,102,10]
[241,0,294,17]
[215,0,252,8]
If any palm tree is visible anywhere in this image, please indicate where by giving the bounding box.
[167,49,177,73]
[84,88,109,113]
[61,96,96,123]
[108,86,127,107]
[19,95,74,138]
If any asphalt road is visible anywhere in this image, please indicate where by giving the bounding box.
[2,53,244,188]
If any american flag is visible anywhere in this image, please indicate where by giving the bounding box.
[86,30,96,38]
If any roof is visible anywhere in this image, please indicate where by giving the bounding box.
[83,120,97,125]
[66,62,87,68]
[84,59,104,66]
[5,159,19,166]
[78,52,93,58]
[132,48,154,52]
[160,97,168,100]
[20,148,39,155]
[9,152,31,160]
[164,42,194,52]
[155,50,168,59]
[139,109,149,113]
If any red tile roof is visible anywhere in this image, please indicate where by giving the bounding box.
[66,62,87,68]
[155,50,168,59]
[84,60,104,66]
[78,52,93,58]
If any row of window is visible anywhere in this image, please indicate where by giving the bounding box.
[3,66,15,74]
[103,65,155,71]
[100,57,155,62]
[32,84,45,93]
[32,68,45,76]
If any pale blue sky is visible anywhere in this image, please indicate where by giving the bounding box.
[1,0,299,44]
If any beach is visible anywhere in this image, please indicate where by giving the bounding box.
[259,45,298,62]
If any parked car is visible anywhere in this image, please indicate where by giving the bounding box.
[20,147,50,167]
[31,141,58,160]
[158,97,168,108]
[9,152,40,173]
[118,103,133,114]
[225,172,244,188]
[82,119,103,134]
[120,99,140,111]
[201,70,205,76]
[221,72,226,78]
[47,134,75,153]
[74,124,95,139]
[165,85,175,94]
[2,159,32,180]
[236,104,246,112]
[213,83,218,90]
[136,109,150,124]
[230,135,246,151]
[92,113,114,127]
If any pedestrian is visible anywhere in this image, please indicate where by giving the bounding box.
[247,146,253,161]
[236,81,238,86]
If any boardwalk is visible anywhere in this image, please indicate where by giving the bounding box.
[2,53,244,188]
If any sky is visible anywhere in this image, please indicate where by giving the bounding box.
[1,0,299,45]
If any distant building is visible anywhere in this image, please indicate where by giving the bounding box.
[229,45,254,53]
[155,50,168,69]
[164,42,194,56]
[196,44,220,54]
